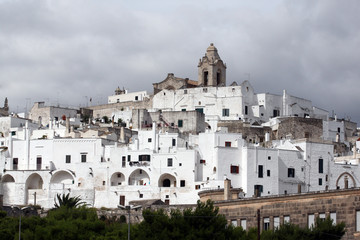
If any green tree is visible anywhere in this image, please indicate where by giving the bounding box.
[54,193,87,209]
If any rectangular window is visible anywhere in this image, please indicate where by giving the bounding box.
[267,170,270,177]
[127,155,131,162]
[274,216,280,229]
[122,156,126,167]
[240,219,247,230]
[148,138,152,142]
[195,108,203,114]
[258,165,263,178]
[135,96,138,101]
[172,139,176,146]
[288,168,295,178]
[13,158,18,170]
[181,108,186,111]
[245,106,248,115]
[337,127,340,133]
[319,213,326,221]
[273,109,280,117]
[268,156,271,160]
[319,178,323,185]
[120,195,125,206]
[11,131,16,136]
[231,219,238,227]
[178,120,183,127]
[167,158,173,167]
[184,90,187,94]
[308,214,315,228]
[139,155,151,161]
[222,108,229,117]
[180,180,185,187]
[230,165,239,174]
[254,185,263,196]
[263,217,270,231]
[36,157,42,170]
[319,158,323,173]
[225,141,231,147]
[330,212,336,225]
[81,154,87,163]
[65,155,71,163]
[284,215,290,224]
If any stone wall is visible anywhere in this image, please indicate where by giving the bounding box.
[276,117,323,140]
[212,188,360,240]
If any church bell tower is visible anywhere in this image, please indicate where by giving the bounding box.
[198,43,227,87]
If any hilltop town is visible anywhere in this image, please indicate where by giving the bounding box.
[1,44,360,237]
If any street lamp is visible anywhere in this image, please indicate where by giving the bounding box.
[11,206,31,240]
[118,204,142,240]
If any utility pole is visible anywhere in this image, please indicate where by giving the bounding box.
[257,209,260,240]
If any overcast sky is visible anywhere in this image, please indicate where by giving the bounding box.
[0,0,359,124]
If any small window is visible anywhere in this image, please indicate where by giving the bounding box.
[139,193,143,198]
[195,185,200,190]
[222,108,229,117]
[230,165,239,174]
[178,120,183,127]
[330,212,336,225]
[284,215,290,223]
[319,178,323,185]
[274,217,280,229]
[231,219,238,227]
[11,131,16,136]
[148,138,152,142]
[195,108,203,113]
[127,155,131,162]
[240,219,247,230]
[65,155,71,163]
[181,109,186,112]
[319,158,323,173]
[258,165,263,178]
[179,163,182,166]
[288,168,295,178]
[122,156,126,167]
[337,127,340,133]
[308,214,315,228]
[135,96,138,101]
[172,139,176,146]
[184,90,187,94]
[225,141,231,147]
[81,154,87,163]
[13,158,18,170]
[245,106,248,115]
[180,180,185,187]
[268,156,271,160]
[167,158,173,167]
[267,170,270,177]
[263,217,270,231]
[102,181,106,185]
[36,157,42,170]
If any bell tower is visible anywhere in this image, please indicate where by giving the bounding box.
[198,43,226,87]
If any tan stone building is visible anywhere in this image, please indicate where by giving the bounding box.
[199,183,360,239]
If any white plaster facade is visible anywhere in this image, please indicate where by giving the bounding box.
[108,90,148,104]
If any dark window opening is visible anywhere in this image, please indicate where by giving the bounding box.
[120,195,125,206]
[135,96,138,101]
[139,155,151,162]
[172,139,176,146]
[13,158,18,170]
[225,141,231,147]
[319,178,323,185]
[245,106,248,115]
[178,120,183,127]
[273,109,280,117]
[81,154,87,163]
[231,165,239,174]
[268,156,271,160]
[222,108,229,117]
[288,168,295,178]
[195,108,204,113]
[148,138,152,142]
[139,193,143,198]
[163,179,171,187]
[204,71,208,85]
[337,127,340,133]
[258,165,263,178]
[254,185,263,197]
[66,155,71,163]
[122,156,126,167]
[36,157,42,170]
[319,158,323,173]
[267,170,270,177]
[217,71,221,85]
[167,158,173,167]
[127,155,131,162]
[181,109,186,112]
[180,180,185,187]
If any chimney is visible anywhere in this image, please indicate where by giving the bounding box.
[66,116,70,134]
[224,179,231,200]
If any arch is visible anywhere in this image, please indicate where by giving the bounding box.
[2,174,15,183]
[158,173,176,187]
[50,170,75,185]
[336,172,356,189]
[110,172,126,186]
[128,169,150,186]
[26,173,44,189]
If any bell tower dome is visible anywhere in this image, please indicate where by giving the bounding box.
[198,43,227,87]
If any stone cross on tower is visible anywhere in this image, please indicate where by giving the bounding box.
[198,43,227,87]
